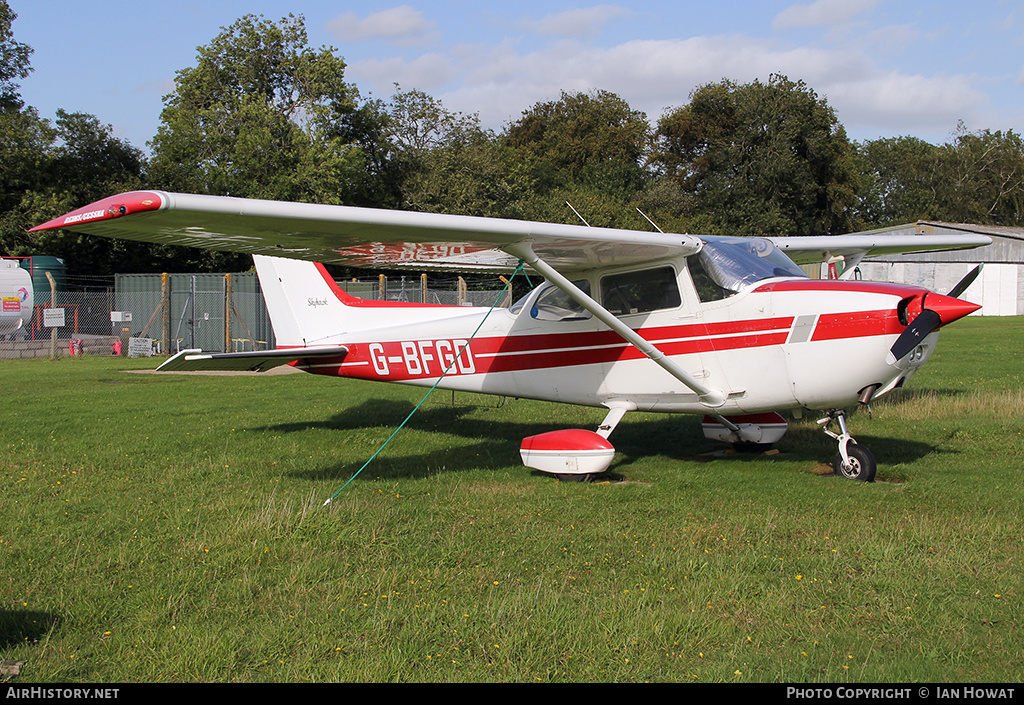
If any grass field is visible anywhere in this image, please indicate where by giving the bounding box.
[1,317,1021,683]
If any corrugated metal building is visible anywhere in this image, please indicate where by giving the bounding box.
[845,222,1024,316]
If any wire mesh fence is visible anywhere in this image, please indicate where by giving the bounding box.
[2,269,510,359]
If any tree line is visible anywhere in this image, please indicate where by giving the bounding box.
[2,9,1022,279]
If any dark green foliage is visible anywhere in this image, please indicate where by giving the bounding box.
[651,75,858,237]
[506,89,651,199]
[854,136,942,227]
[0,0,30,111]
[938,125,1024,226]
[855,126,1024,228]
[386,88,515,217]
[147,14,363,206]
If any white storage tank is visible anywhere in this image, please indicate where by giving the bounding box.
[1,259,34,336]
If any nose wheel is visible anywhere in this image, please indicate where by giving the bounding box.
[818,410,876,482]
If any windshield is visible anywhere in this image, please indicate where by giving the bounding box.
[695,236,806,296]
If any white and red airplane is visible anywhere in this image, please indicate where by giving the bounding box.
[32,191,991,482]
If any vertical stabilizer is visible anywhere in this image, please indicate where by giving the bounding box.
[253,254,480,350]
[253,255,348,348]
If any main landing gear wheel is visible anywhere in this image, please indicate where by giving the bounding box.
[832,443,876,482]
[555,473,595,483]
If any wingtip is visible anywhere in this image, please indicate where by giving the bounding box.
[30,191,166,232]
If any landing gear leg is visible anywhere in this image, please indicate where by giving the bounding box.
[818,409,876,482]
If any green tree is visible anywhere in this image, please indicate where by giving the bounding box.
[148,14,368,206]
[0,2,53,256]
[937,125,1024,226]
[2,111,162,275]
[505,89,651,198]
[0,0,42,208]
[385,88,512,217]
[500,90,653,229]
[0,107,53,251]
[0,0,31,110]
[854,136,943,227]
[652,75,858,237]
[854,127,1024,228]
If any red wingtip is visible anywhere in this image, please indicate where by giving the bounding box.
[30,191,165,232]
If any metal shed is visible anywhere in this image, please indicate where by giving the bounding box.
[845,222,1023,316]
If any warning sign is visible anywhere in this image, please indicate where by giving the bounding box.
[44,308,65,327]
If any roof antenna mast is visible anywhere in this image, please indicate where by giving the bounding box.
[565,201,591,227]
[636,207,664,233]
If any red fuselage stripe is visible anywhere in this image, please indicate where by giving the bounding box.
[297,304,908,381]
[812,309,904,341]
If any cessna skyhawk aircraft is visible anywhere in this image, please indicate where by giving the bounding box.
[32,191,990,482]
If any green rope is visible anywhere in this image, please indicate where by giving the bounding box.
[323,260,526,507]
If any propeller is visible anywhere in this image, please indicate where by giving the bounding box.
[947,264,982,299]
[887,266,983,365]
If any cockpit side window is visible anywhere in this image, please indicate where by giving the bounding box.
[687,256,730,302]
[600,267,680,316]
[529,280,592,321]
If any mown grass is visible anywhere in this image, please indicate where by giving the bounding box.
[1,317,1021,682]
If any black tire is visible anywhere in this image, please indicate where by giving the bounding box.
[832,444,876,482]
[732,441,774,454]
[555,473,594,483]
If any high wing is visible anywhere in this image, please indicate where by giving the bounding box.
[767,233,992,269]
[32,191,991,274]
[30,191,702,273]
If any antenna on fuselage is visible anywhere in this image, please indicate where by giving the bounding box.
[566,201,591,227]
[636,207,664,233]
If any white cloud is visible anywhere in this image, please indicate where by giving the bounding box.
[428,35,984,140]
[823,72,986,138]
[326,5,437,44]
[348,53,459,94]
[341,17,987,141]
[519,5,631,38]
[774,0,882,30]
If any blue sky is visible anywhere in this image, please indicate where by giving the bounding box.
[10,1,1024,153]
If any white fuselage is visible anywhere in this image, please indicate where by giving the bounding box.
[261,254,937,417]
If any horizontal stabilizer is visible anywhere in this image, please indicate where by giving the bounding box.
[157,345,348,373]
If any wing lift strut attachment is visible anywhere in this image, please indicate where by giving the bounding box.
[507,242,730,482]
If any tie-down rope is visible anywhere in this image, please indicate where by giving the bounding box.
[323,260,527,507]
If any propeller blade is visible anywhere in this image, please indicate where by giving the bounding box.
[888,287,982,366]
[947,264,982,299]
[887,309,941,365]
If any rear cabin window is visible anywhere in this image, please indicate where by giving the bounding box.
[601,267,681,316]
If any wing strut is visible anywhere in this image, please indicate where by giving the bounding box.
[506,243,726,407]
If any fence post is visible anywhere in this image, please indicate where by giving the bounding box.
[161,273,170,356]
[421,273,428,304]
[224,273,232,353]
